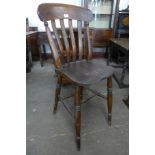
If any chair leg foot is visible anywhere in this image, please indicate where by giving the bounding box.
[53,92,59,114]
[53,90,59,114]
[53,99,58,114]
[76,137,81,150]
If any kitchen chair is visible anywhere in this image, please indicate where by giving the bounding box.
[37,3,113,150]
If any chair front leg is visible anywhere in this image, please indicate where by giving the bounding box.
[53,75,62,114]
[74,86,81,150]
[107,76,113,125]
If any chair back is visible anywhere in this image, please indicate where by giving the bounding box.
[37,3,93,68]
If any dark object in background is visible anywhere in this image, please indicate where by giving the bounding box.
[116,6,129,38]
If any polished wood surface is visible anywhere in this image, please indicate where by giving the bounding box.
[38,3,94,68]
[37,3,113,150]
[110,38,129,51]
[92,28,113,47]
[38,3,93,22]
[56,60,113,86]
[26,31,37,36]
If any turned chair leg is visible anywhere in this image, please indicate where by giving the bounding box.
[74,86,81,150]
[107,76,113,125]
[53,75,62,114]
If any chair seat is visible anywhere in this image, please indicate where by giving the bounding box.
[56,60,113,86]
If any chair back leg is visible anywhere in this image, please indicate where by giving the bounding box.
[107,76,113,125]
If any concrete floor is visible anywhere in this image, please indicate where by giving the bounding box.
[26,59,129,155]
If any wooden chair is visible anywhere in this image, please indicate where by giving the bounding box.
[37,3,113,150]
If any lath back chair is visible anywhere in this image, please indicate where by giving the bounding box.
[37,3,113,150]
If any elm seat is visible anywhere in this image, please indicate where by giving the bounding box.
[37,3,114,150]
[56,60,113,86]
